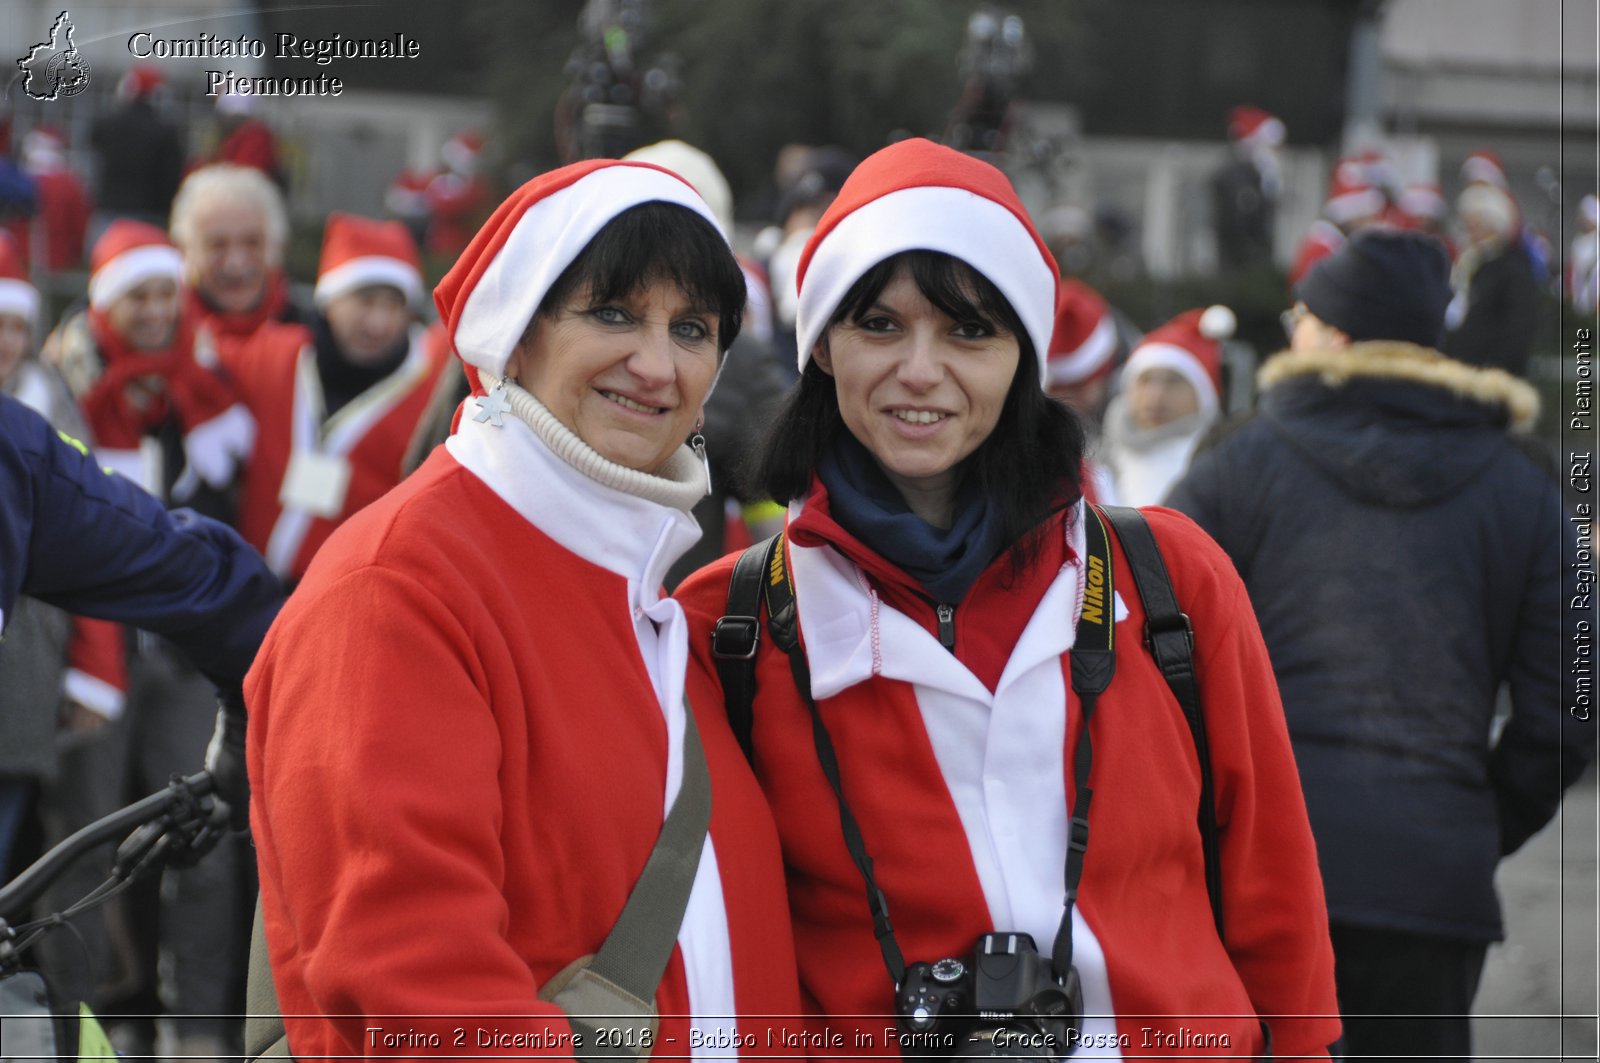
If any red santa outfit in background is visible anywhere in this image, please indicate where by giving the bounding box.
[187,272,295,358]
[17,128,90,272]
[1045,278,1122,504]
[223,214,452,582]
[1461,149,1512,194]
[1100,306,1232,507]
[422,130,491,257]
[384,165,433,247]
[245,160,803,1059]
[213,92,282,180]
[1393,181,1456,257]
[1046,278,1119,409]
[1458,147,1558,290]
[45,222,254,716]
[46,220,253,497]
[1288,159,1390,287]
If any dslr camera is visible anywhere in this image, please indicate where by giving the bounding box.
[896,932,1082,1059]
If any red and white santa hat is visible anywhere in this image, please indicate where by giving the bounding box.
[1323,158,1388,227]
[0,234,38,323]
[794,138,1059,384]
[21,127,66,172]
[1122,306,1234,420]
[1460,149,1508,190]
[442,130,486,176]
[1227,105,1285,149]
[434,159,721,382]
[1396,182,1448,225]
[1355,148,1399,198]
[116,65,164,101]
[1046,278,1117,387]
[314,213,424,307]
[88,220,183,310]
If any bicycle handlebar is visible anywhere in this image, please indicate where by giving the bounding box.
[0,770,216,922]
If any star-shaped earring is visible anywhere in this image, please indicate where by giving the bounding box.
[473,384,511,428]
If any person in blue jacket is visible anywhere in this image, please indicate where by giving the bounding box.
[1,391,282,673]
[3,386,278,852]
[1167,228,1593,1063]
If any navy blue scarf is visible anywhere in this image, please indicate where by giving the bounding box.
[817,433,1006,604]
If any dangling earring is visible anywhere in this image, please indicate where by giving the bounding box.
[473,373,512,428]
[689,417,711,494]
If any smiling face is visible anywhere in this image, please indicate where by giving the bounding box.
[814,266,1020,525]
[187,198,273,314]
[104,277,181,350]
[507,279,720,474]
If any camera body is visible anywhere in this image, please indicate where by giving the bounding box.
[896,932,1082,1059]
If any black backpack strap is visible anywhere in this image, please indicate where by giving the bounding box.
[1095,504,1224,942]
[712,535,783,762]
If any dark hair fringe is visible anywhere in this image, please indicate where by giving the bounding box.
[750,251,1086,572]
[533,201,746,352]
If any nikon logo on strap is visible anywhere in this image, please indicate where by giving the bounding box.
[1077,508,1115,658]
[1082,555,1107,627]
[1071,507,1116,696]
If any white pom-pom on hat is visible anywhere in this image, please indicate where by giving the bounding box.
[1199,304,1236,341]
[1123,305,1233,420]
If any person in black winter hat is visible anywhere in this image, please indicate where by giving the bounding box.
[1168,227,1594,1063]
[1292,226,1453,347]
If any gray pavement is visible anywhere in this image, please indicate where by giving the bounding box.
[1473,766,1599,1062]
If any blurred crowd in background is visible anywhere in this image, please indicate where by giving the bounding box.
[0,0,1594,1058]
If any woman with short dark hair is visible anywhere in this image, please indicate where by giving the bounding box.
[246,160,802,1058]
[676,139,1342,1057]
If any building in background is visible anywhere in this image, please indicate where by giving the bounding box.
[3,0,490,234]
[5,0,1591,270]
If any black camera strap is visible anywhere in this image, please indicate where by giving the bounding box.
[746,532,909,986]
[1055,504,1116,982]
[717,510,1118,991]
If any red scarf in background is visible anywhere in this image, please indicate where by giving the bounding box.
[188,270,290,338]
[80,307,237,448]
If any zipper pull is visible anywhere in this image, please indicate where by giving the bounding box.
[936,603,956,650]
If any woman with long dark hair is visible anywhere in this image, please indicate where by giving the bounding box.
[676,139,1342,1058]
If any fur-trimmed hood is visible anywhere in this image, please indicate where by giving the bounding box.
[1258,341,1539,433]
[1250,341,1545,508]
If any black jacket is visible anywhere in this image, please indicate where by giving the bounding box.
[1442,239,1542,379]
[1211,155,1276,272]
[1167,342,1592,942]
[90,99,183,218]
